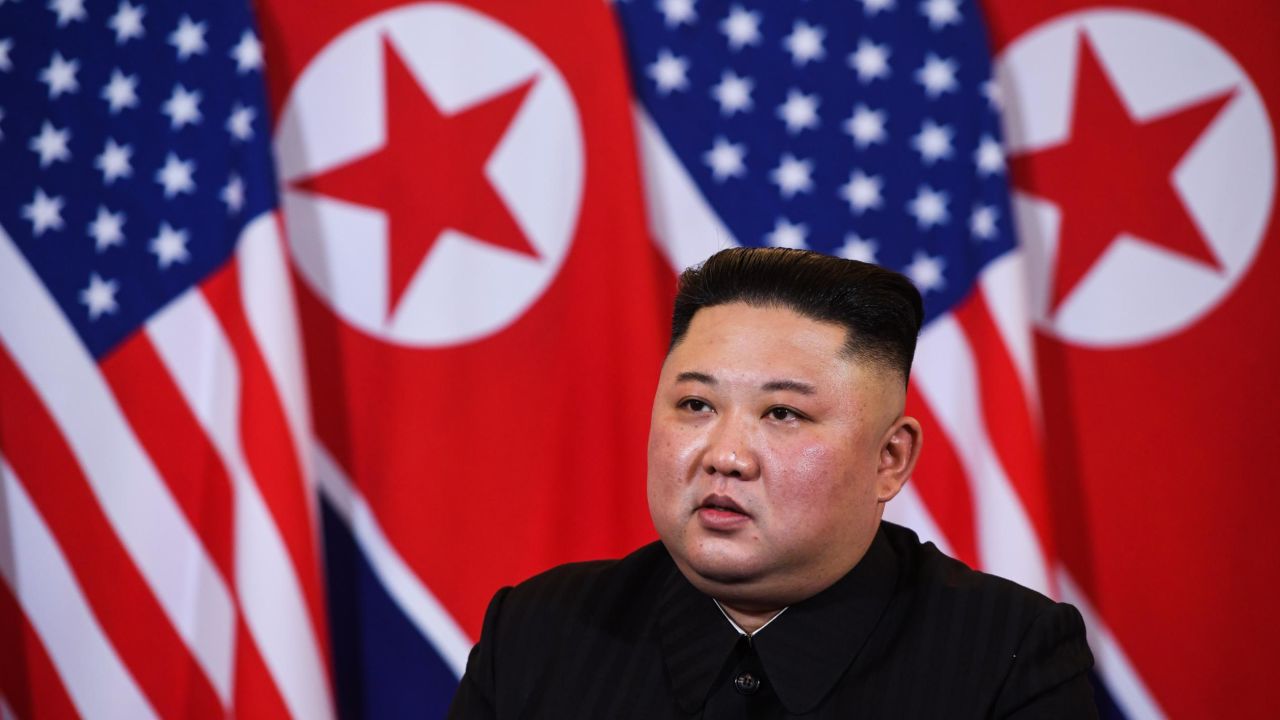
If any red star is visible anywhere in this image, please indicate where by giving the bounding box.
[295,37,540,319]
[1010,32,1235,314]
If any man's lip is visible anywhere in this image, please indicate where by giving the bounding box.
[698,493,749,516]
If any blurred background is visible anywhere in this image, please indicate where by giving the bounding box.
[1,0,1277,717]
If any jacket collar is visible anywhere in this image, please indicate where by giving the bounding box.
[657,525,900,714]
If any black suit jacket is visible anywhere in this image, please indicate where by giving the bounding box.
[449,522,1096,718]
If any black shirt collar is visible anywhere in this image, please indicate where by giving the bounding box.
[657,525,900,714]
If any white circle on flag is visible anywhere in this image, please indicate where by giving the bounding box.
[275,3,584,346]
[997,9,1274,347]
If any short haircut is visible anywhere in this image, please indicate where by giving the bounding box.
[669,247,924,383]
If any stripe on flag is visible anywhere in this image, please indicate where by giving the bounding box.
[0,457,157,720]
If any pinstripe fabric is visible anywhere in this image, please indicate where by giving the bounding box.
[449,522,1096,719]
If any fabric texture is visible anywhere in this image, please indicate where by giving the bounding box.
[448,521,1096,718]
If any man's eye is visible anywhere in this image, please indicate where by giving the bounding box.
[767,406,802,421]
[679,398,712,413]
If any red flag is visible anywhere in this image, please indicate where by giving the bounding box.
[983,0,1280,714]
[256,0,674,644]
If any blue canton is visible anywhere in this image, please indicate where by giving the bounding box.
[0,0,278,359]
[613,0,1017,324]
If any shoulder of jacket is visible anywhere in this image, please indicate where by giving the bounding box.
[881,521,1057,617]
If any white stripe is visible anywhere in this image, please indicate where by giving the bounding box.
[1056,568,1166,719]
[237,213,316,513]
[0,227,235,704]
[977,250,1042,417]
[913,313,1051,595]
[633,104,738,272]
[882,484,956,559]
[0,456,158,720]
[313,443,473,677]
[147,291,334,720]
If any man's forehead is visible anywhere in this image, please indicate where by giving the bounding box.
[673,370,819,394]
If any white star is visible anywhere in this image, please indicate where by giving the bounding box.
[703,137,746,182]
[720,5,761,51]
[22,188,65,236]
[169,15,207,61]
[839,169,883,214]
[227,103,256,141]
[970,204,999,240]
[80,273,120,320]
[904,251,946,292]
[156,153,196,197]
[711,71,753,115]
[88,206,125,251]
[777,89,820,134]
[783,20,826,66]
[766,218,808,249]
[29,121,71,167]
[0,38,12,72]
[838,234,878,263]
[982,77,1003,110]
[150,223,190,269]
[658,0,696,27]
[96,138,133,184]
[648,49,689,94]
[912,119,954,164]
[916,54,959,98]
[230,29,263,73]
[108,1,145,44]
[39,52,79,98]
[48,0,87,27]
[770,154,814,199]
[848,38,890,83]
[860,0,896,15]
[975,135,1005,176]
[844,104,887,148]
[920,0,962,30]
[162,84,202,129]
[101,69,139,113]
[222,173,245,213]
[907,185,950,229]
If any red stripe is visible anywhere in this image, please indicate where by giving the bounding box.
[952,290,1055,564]
[101,334,236,586]
[234,621,295,720]
[201,261,333,673]
[906,381,980,568]
[0,580,79,720]
[0,342,225,720]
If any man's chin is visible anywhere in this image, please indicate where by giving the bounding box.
[676,547,766,588]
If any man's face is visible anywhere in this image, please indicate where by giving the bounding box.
[647,302,914,607]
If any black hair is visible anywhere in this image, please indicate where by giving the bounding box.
[669,247,924,383]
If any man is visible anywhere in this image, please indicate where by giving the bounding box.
[449,248,1096,718]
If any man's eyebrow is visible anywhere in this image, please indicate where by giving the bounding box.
[675,371,716,385]
[761,379,816,395]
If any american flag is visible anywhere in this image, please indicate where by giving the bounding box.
[0,0,333,718]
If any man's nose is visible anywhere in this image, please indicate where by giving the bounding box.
[702,416,759,480]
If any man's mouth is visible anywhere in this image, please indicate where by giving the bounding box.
[699,494,749,516]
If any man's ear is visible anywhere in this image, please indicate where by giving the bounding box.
[876,416,922,503]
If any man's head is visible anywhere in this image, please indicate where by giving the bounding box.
[647,248,924,617]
